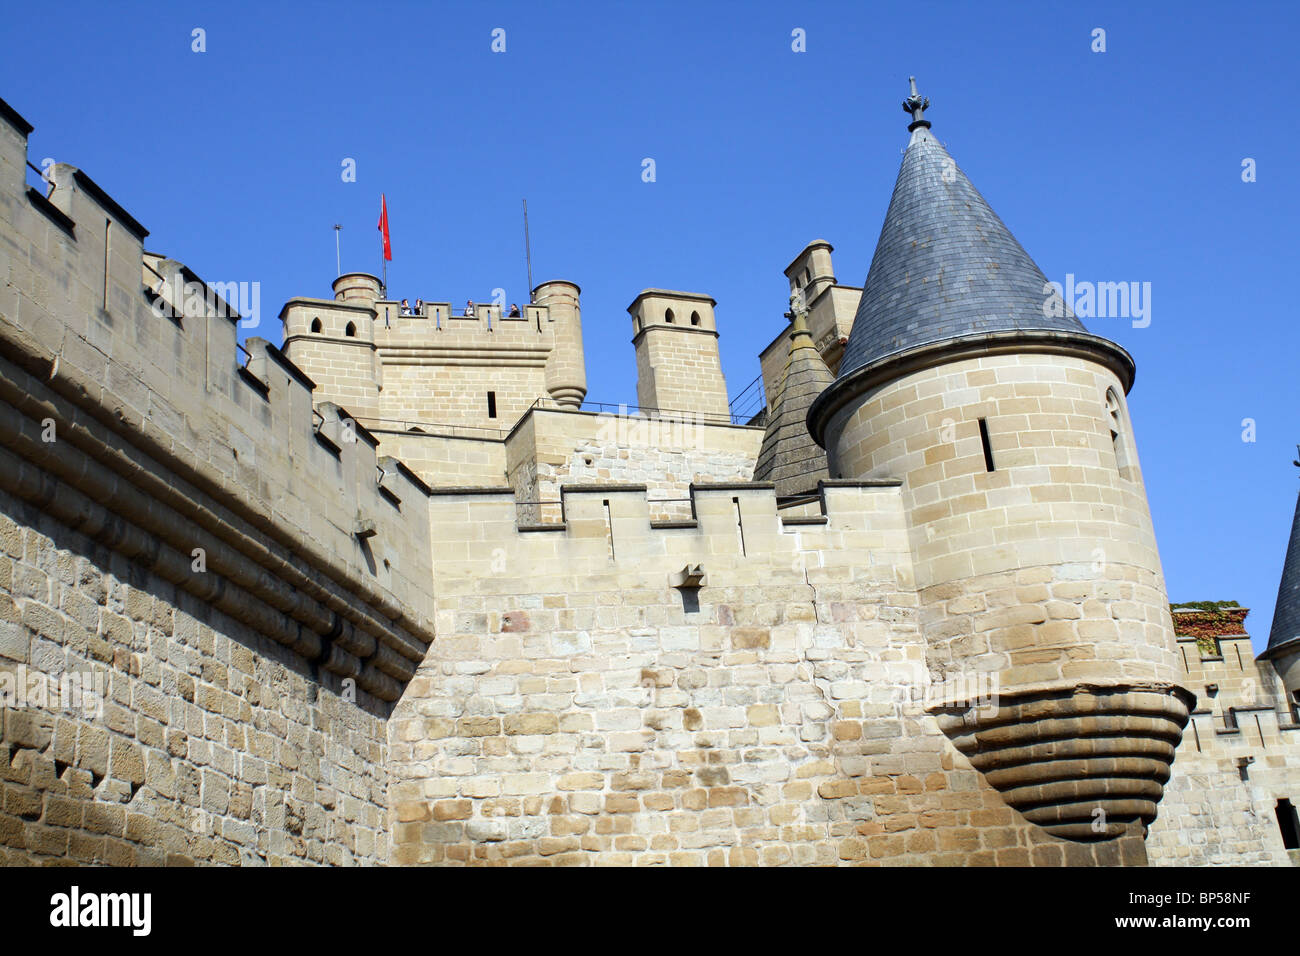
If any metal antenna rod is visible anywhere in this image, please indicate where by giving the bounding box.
[523,199,534,301]
[333,224,342,277]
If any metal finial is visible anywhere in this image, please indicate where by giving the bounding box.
[902,76,931,131]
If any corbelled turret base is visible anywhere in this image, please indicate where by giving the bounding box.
[936,685,1193,841]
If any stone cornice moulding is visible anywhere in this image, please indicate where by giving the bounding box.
[807,329,1137,448]
[0,325,434,703]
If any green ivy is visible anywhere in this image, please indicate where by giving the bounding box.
[1170,601,1244,654]
[1170,600,1240,613]
[1195,636,1221,658]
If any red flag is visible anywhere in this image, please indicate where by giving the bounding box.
[377,193,392,261]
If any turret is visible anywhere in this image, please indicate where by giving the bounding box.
[784,240,836,305]
[279,273,382,420]
[753,292,833,496]
[333,271,383,308]
[628,289,729,420]
[809,79,1191,841]
[534,279,587,408]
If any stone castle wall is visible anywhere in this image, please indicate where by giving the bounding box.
[1146,630,1297,865]
[506,408,763,523]
[0,488,389,865]
[0,98,428,865]
[387,482,1144,865]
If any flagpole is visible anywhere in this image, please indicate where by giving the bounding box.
[333,224,341,277]
[523,199,534,302]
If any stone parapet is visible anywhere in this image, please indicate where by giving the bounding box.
[0,99,434,703]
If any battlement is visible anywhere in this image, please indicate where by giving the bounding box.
[427,479,909,575]
[0,97,435,703]
[282,274,586,430]
[374,300,551,335]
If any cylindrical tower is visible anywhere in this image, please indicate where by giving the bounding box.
[333,272,383,308]
[809,82,1190,842]
[535,279,587,408]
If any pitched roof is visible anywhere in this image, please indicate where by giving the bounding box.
[835,124,1088,383]
[1267,487,1300,657]
[753,312,833,496]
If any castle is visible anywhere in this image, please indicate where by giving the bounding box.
[2,82,1299,866]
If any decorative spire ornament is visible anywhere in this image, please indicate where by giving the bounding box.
[902,76,931,131]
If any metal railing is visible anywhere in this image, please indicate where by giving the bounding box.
[352,416,508,440]
[332,392,767,442]
[25,160,51,196]
[728,372,767,425]
[528,396,757,427]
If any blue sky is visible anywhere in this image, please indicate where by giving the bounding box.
[3,1,1297,648]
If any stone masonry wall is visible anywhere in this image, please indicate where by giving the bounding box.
[0,488,390,865]
[1146,631,1296,865]
[387,483,1145,865]
[823,350,1182,696]
[505,409,763,524]
[634,328,730,420]
[380,362,547,432]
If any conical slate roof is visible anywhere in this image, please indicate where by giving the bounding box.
[835,113,1089,382]
[1267,487,1300,656]
[753,311,833,496]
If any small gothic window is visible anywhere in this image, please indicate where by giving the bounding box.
[690,311,701,326]
[665,308,675,324]
[345,321,357,337]
[804,267,811,285]
[487,391,498,419]
[310,317,322,333]
[1105,387,1133,479]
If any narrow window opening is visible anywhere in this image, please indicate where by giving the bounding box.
[1277,799,1300,850]
[487,391,497,419]
[102,218,112,312]
[310,317,322,333]
[345,321,357,337]
[665,308,675,324]
[690,311,701,326]
[1105,387,1133,479]
[1291,689,1300,724]
[977,418,995,472]
[603,499,615,560]
[733,496,746,556]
